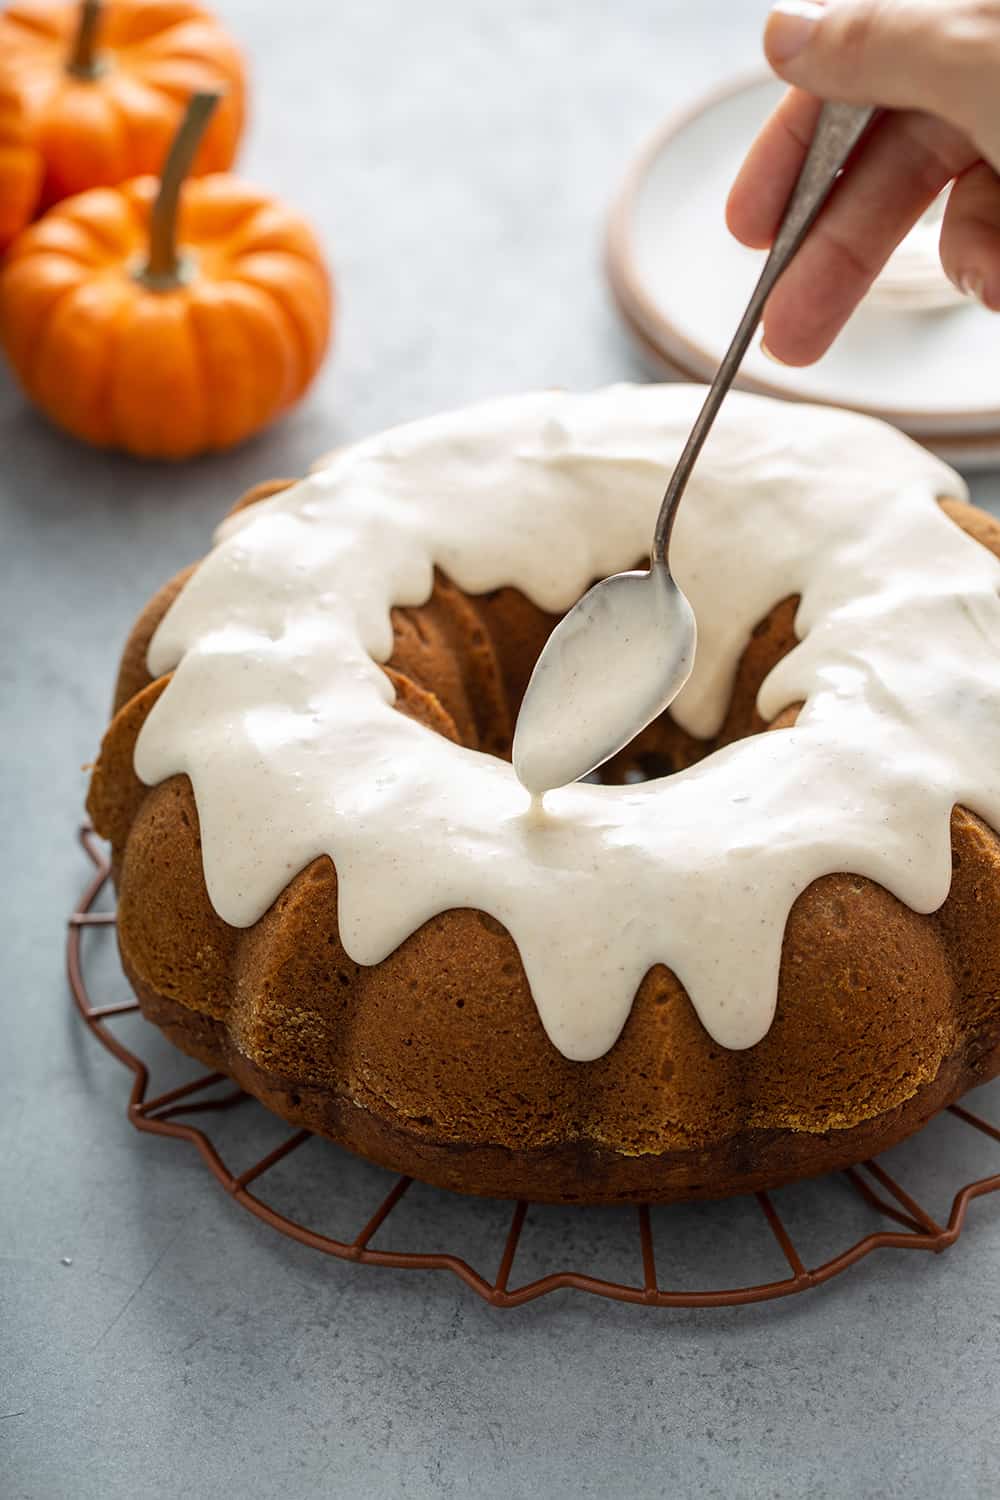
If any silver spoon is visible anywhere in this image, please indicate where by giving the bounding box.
[512,101,876,798]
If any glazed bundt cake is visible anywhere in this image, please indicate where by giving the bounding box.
[87,385,1000,1203]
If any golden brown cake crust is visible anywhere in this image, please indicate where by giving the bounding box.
[86,488,1000,1203]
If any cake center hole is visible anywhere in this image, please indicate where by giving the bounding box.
[388,574,802,784]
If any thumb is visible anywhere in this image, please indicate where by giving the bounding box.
[765,1,999,158]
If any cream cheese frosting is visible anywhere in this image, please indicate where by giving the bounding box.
[135,384,1000,1061]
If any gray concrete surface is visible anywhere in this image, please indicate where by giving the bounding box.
[3,2,1000,1496]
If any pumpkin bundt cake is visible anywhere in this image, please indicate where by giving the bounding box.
[87,385,1000,1203]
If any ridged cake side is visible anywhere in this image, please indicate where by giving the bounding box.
[85,489,1000,1202]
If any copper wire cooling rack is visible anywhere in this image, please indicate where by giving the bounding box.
[68,826,1000,1309]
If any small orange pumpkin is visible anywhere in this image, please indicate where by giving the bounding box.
[0,0,246,209]
[0,85,43,251]
[0,92,333,459]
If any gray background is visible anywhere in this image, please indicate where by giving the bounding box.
[3,2,1000,1496]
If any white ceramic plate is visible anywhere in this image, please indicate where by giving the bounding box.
[607,72,1000,469]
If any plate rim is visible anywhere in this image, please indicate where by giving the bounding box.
[605,69,1000,436]
[613,289,1000,463]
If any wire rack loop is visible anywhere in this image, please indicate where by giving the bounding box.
[68,826,1000,1309]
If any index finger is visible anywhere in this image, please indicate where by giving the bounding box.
[726,88,822,248]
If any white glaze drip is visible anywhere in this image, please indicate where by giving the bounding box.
[136,385,1000,1061]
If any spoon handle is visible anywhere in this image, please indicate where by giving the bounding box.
[651,100,876,560]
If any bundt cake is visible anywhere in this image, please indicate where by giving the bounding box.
[86,385,1000,1204]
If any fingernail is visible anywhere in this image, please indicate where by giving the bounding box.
[760,338,788,366]
[766,1,825,63]
[959,272,987,305]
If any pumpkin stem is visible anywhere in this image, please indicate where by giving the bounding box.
[67,0,104,80]
[138,92,220,291]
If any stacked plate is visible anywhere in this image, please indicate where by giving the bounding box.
[607,73,1000,470]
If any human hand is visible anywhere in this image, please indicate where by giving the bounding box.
[727,0,1000,365]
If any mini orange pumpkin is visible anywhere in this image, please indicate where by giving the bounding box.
[0,0,246,209]
[0,85,43,251]
[0,93,333,459]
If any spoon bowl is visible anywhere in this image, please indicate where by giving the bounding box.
[512,564,697,796]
